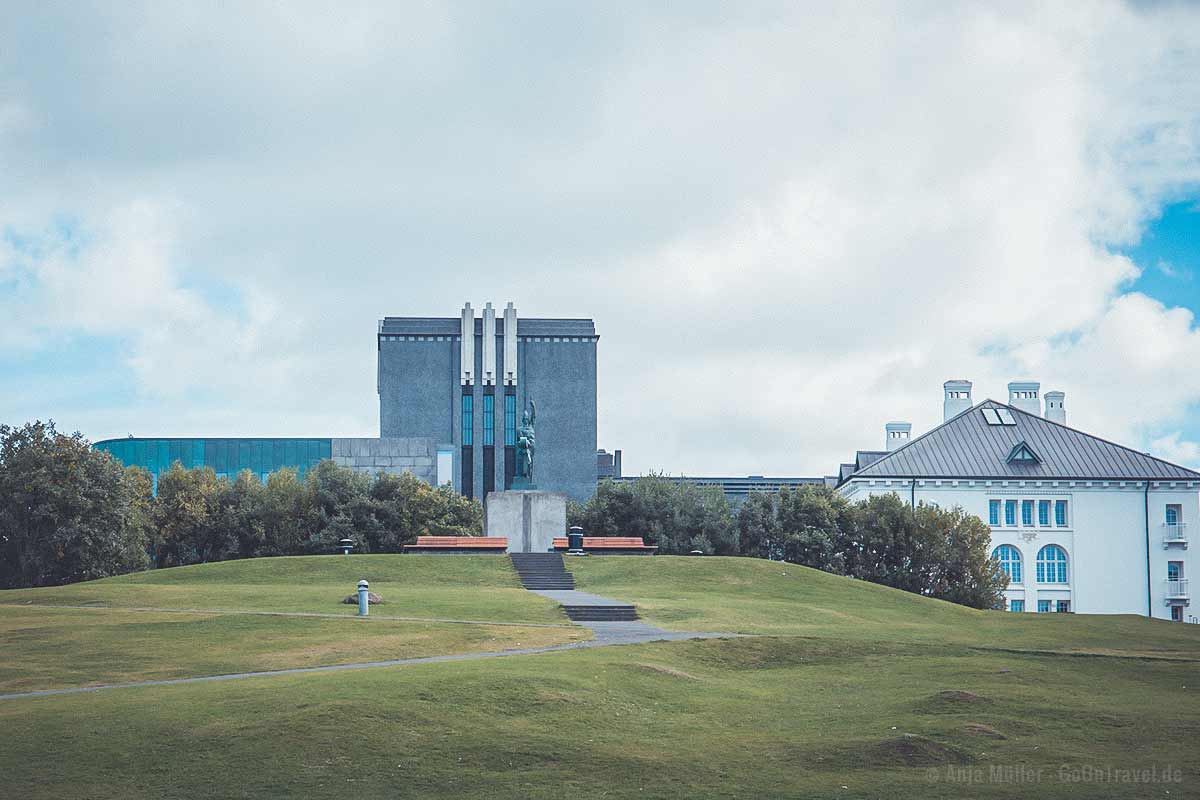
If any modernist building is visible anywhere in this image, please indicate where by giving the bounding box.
[378,303,597,502]
[835,380,1199,622]
[96,303,597,503]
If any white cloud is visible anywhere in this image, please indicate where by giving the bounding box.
[2,2,1200,472]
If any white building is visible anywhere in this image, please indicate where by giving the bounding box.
[835,380,1197,621]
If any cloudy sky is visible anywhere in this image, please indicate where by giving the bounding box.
[3,1,1200,477]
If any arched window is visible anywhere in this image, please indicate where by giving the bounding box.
[1036,545,1069,583]
[992,544,1022,584]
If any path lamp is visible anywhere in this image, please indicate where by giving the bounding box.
[339,538,354,556]
[567,526,585,555]
[357,580,370,617]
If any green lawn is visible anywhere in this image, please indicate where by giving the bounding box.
[2,554,1199,798]
[0,605,586,694]
[1,554,566,624]
[571,555,1200,658]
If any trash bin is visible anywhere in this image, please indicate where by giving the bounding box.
[567,526,585,553]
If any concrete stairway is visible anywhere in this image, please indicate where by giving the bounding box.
[510,552,576,590]
[510,552,640,622]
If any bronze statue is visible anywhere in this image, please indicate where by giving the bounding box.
[515,399,536,482]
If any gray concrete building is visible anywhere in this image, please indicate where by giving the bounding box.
[378,303,598,502]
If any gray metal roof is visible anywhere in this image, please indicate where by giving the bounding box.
[379,317,595,337]
[854,450,888,470]
[848,399,1200,481]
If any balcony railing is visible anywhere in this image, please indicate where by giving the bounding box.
[1165,579,1189,599]
[1163,523,1188,547]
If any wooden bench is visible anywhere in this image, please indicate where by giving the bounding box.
[404,536,509,553]
[552,536,657,555]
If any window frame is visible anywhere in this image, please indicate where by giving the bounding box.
[1021,500,1034,527]
[461,393,474,446]
[1037,600,1051,613]
[1004,499,1017,526]
[992,544,1022,584]
[1054,499,1068,527]
[1036,544,1069,584]
[482,394,495,446]
[988,499,1001,526]
[1038,499,1051,527]
[1009,599,1025,612]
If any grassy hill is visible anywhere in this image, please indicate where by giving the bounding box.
[3,555,1199,799]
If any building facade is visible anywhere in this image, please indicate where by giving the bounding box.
[378,303,598,502]
[836,380,1198,622]
[93,436,439,490]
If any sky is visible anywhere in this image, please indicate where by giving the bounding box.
[3,1,1200,477]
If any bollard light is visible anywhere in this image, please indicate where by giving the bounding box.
[339,538,355,556]
[357,579,370,616]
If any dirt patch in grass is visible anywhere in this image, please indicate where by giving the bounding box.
[861,734,974,767]
[631,663,702,681]
[915,689,994,714]
[818,734,974,769]
[964,722,1007,739]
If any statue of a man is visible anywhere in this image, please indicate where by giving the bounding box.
[515,399,536,482]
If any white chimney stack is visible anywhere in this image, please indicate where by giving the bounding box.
[1044,390,1066,424]
[943,380,973,421]
[885,421,912,451]
[1007,381,1040,416]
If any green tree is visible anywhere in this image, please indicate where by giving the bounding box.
[737,485,850,571]
[153,463,229,566]
[0,421,149,588]
[574,475,737,555]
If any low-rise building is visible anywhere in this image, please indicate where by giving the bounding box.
[836,380,1198,621]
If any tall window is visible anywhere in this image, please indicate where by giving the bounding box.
[989,499,1001,526]
[1166,504,1181,526]
[1054,500,1068,527]
[1037,600,1051,613]
[1168,561,1182,582]
[504,394,517,446]
[1009,599,1025,612]
[1038,500,1050,527]
[1056,600,1070,613]
[1004,499,1017,526]
[992,544,1022,584]
[1021,500,1034,527]
[482,394,495,446]
[461,394,473,446]
[1036,545,1069,583]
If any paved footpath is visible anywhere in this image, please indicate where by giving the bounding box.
[0,615,733,702]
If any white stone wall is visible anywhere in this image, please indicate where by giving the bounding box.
[330,437,437,484]
[838,477,1199,620]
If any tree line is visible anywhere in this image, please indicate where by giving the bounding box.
[0,421,479,588]
[1,422,1006,609]
[571,476,1007,608]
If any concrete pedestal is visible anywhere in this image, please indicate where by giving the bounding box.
[485,491,567,553]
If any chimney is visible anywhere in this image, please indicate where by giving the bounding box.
[1044,390,1066,425]
[1007,381,1040,416]
[885,421,912,451]
[943,379,973,421]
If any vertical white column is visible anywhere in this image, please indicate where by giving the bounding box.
[482,303,496,385]
[503,302,518,386]
[460,303,474,385]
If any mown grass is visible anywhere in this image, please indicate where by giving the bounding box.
[2,554,1199,798]
[2,636,1196,799]
[1,554,566,624]
[0,605,586,693]
[570,555,1200,658]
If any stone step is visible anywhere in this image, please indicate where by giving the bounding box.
[562,606,639,621]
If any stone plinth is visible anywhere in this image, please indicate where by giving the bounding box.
[485,491,567,553]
